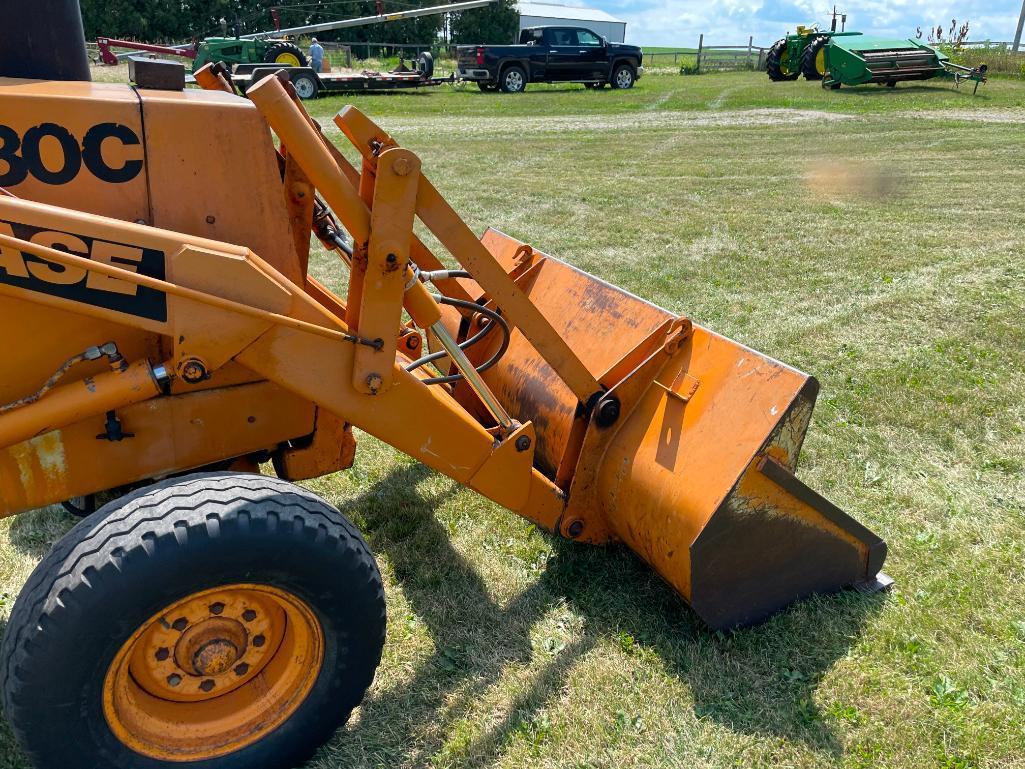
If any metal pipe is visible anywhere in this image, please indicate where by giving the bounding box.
[243,0,496,40]
[1015,0,1025,52]
[0,360,165,449]
[430,323,513,431]
[0,0,90,81]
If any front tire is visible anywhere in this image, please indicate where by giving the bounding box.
[610,64,635,89]
[1,473,385,769]
[800,36,828,80]
[766,39,799,81]
[500,65,527,93]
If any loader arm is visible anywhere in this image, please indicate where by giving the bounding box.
[0,73,887,629]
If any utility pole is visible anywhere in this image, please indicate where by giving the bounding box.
[1014,0,1025,52]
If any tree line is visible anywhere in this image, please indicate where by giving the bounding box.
[81,0,519,45]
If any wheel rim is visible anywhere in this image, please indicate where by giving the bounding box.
[815,47,826,75]
[275,52,302,66]
[506,70,523,90]
[616,68,632,87]
[295,78,316,98]
[103,584,323,761]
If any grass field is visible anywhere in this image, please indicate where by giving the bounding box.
[1,69,1024,769]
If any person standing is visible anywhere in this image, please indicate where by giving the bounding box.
[309,38,325,72]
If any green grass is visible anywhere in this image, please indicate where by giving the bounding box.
[2,68,1025,768]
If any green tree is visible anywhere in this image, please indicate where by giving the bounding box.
[80,0,445,44]
[450,0,519,45]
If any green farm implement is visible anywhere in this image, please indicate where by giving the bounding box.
[767,7,987,92]
[820,36,988,92]
[96,0,495,72]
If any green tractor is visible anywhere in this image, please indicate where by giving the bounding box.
[766,8,855,82]
[192,38,306,71]
[766,24,839,82]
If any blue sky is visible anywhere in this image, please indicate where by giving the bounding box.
[574,1,1023,46]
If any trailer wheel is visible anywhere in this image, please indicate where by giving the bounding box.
[611,64,635,89]
[264,41,307,68]
[766,39,799,81]
[0,473,385,769]
[500,65,527,93]
[291,71,319,99]
[800,36,828,80]
[416,51,434,79]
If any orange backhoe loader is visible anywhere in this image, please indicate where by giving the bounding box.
[0,3,888,767]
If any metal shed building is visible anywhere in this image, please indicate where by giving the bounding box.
[516,2,627,43]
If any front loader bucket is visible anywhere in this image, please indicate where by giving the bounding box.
[465,231,888,630]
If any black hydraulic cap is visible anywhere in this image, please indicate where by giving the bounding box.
[0,0,91,81]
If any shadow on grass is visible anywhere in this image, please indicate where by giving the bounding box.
[332,462,887,766]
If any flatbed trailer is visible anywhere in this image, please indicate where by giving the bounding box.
[233,54,451,99]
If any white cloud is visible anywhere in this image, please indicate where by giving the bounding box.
[590,0,1022,46]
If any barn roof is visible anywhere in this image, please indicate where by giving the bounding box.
[516,2,625,25]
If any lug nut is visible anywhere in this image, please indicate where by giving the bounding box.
[199,679,216,692]
[242,609,257,622]
[209,602,225,615]
[167,674,182,687]
[155,647,170,662]
[252,634,266,648]
[171,617,188,632]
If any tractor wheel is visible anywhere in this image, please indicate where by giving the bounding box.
[766,39,799,82]
[0,473,385,769]
[264,41,307,68]
[500,64,527,93]
[800,36,828,80]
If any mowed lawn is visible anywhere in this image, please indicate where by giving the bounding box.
[1,70,1024,768]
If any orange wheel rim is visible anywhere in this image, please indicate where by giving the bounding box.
[103,584,323,761]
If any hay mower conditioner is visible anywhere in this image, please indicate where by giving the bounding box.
[821,35,987,91]
[0,5,888,768]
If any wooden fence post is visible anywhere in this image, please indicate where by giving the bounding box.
[748,35,753,68]
[697,34,703,73]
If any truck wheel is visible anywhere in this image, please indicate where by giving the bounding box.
[610,64,635,89]
[0,473,385,769]
[500,65,527,93]
[766,39,799,81]
[264,41,307,68]
[800,36,828,80]
[291,72,319,99]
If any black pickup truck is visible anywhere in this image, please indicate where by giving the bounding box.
[456,26,644,92]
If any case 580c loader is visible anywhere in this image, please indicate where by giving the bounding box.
[0,3,888,767]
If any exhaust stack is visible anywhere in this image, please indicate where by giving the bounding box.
[0,0,91,81]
